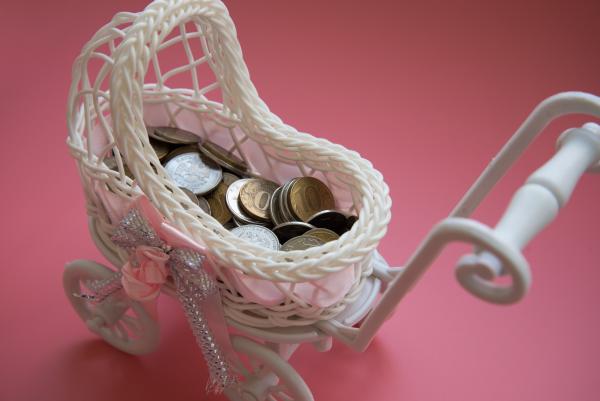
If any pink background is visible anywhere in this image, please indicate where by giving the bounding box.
[2,1,600,400]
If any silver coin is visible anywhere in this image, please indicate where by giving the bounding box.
[164,152,222,195]
[148,126,200,145]
[280,178,299,222]
[225,179,261,225]
[232,216,245,227]
[269,186,285,226]
[230,225,280,251]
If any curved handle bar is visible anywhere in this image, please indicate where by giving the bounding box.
[318,93,600,352]
[456,123,600,298]
[451,91,600,218]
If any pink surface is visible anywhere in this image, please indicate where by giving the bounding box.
[2,1,600,400]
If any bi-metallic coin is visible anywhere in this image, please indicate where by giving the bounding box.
[238,179,279,222]
[225,179,264,225]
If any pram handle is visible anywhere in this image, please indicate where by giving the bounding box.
[456,123,600,303]
[319,93,600,352]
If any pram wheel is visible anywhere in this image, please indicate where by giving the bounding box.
[63,259,160,355]
[225,336,314,401]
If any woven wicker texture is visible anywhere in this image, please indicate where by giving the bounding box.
[67,0,392,327]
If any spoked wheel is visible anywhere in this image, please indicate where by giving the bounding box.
[225,336,314,401]
[63,259,160,355]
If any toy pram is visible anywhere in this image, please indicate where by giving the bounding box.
[64,0,600,399]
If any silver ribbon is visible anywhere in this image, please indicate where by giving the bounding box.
[101,207,237,392]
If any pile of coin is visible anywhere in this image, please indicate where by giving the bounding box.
[108,126,358,251]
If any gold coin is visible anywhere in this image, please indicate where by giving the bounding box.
[225,179,268,226]
[206,181,232,224]
[148,126,200,145]
[149,138,170,161]
[222,172,240,186]
[196,196,211,216]
[289,177,335,222]
[179,187,212,215]
[179,187,200,205]
[304,228,339,243]
[281,235,324,251]
[105,157,134,179]
[238,179,279,222]
[199,141,248,175]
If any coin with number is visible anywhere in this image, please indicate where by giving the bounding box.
[272,222,315,245]
[206,181,232,224]
[148,126,200,145]
[289,177,335,222]
[164,151,222,195]
[304,228,339,243]
[238,179,279,222]
[231,225,280,250]
[226,179,262,225]
[281,235,324,251]
[307,210,348,235]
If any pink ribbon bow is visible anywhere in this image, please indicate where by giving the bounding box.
[121,245,169,302]
[100,196,239,393]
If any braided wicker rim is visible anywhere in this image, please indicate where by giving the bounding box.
[78,0,392,283]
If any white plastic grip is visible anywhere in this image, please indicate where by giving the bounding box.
[456,124,600,302]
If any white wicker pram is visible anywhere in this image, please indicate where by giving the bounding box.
[64,0,600,399]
